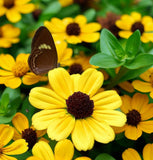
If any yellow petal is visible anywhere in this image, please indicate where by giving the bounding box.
[71,74,81,92]
[54,139,74,160]
[122,148,141,160]
[0,38,12,48]
[74,15,87,26]
[15,0,32,5]
[12,112,29,133]
[132,80,153,92]
[92,110,126,127]
[139,68,152,82]
[0,54,15,71]
[4,76,21,89]
[120,95,132,113]
[0,125,14,147]
[0,154,17,160]
[141,104,153,120]
[116,18,133,30]
[32,141,54,160]
[58,0,73,7]
[26,156,42,160]
[118,31,132,39]
[2,24,20,38]
[118,81,134,93]
[131,93,149,112]
[6,9,21,23]
[78,68,103,97]
[29,87,65,109]
[139,121,153,133]
[13,128,22,140]
[87,118,115,143]
[62,17,74,26]
[124,125,142,140]
[81,23,101,33]
[75,157,91,160]
[92,90,122,110]
[66,35,82,44]
[32,109,67,130]
[143,143,153,160]
[0,6,6,16]
[131,12,141,21]
[71,119,94,151]
[47,114,75,141]
[3,139,28,155]
[80,33,100,43]
[17,4,35,13]
[142,16,153,24]
[0,69,13,76]
[48,68,74,99]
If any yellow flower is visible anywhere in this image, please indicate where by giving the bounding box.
[0,53,48,89]
[44,15,101,44]
[29,67,126,151]
[0,24,20,48]
[0,124,28,160]
[55,40,73,66]
[0,0,35,23]
[26,139,91,160]
[113,93,153,140]
[122,143,153,160]
[64,52,98,74]
[132,67,153,98]
[116,12,153,43]
[12,112,46,150]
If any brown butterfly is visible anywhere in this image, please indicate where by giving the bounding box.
[28,26,58,75]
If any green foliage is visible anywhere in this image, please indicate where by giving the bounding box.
[95,153,116,160]
[0,87,21,123]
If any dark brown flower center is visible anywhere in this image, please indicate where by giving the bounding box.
[126,109,141,126]
[69,63,83,75]
[22,128,37,149]
[66,23,81,36]
[131,22,144,35]
[0,148,2,155]
[66,91,94,119]
[4,0,14,9]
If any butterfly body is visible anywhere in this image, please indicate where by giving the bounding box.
[28,26,58,75]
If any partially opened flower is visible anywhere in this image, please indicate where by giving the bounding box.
[116,12,153,43]
[0,0,35,23]
[12,112,46,150]
[113,93,153,140]
[0,124,28,160]
[26,139,91,160]
[44,15,101,44]
[29,67,126,151]
[0,24,20,48]
[122,143,153,160]
[132,67,153,98]
[0,53,48,89]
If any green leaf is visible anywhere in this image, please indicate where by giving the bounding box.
[100,29,125,60]
[1,93,9,109]
[90,53,124,68]
[124,53,153,69]
[84,9,96,22]
[119,65,151,83]
[125,30,141,58]
[95,153,116,160]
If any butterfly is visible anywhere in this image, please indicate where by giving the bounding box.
[28,26,58,75]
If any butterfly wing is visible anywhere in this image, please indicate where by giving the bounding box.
[28,26,58,75]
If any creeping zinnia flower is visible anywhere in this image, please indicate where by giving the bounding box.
[116,12,153,43]
[44,15,101,44]
[29,67,126,151]
[114,93,153,140]
[132,67,153,98]
[0,53,48,89]
[0,24,20,48]
[0,124,28,160]
[122,143,153,160]
[12,112,46,150]
[0,0,35,23]
[27,139,91,160]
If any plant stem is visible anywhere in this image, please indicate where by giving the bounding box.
[105,66,129,90]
